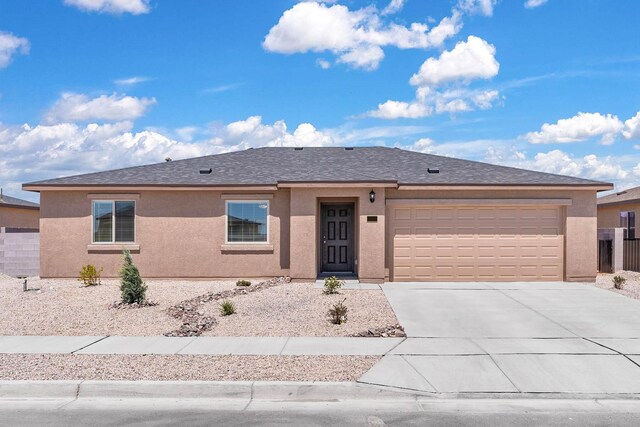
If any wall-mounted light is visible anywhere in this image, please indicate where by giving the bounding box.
[369,190,376,203]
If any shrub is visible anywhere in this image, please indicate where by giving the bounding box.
[78,264,103,287]
[219,299,236,316]
[323,276,344,295]
[119,249,147,304]
[328,298,348,325]
[236,279,251,287]
[613,275,626,290]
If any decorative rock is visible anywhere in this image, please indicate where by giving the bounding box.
[164,276,291,337]
[349,324,406,338]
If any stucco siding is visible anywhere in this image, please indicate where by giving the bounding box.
[0,206,40,229]
[39,190,290,278]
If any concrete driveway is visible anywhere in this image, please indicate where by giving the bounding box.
[359,282,640,394]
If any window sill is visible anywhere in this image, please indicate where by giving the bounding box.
[221,244,274,252]
[87,244,140,252]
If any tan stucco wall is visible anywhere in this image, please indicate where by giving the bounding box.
[38,186,600,282]
[39,190,290,278]
[289,187,386,282]
[597,203,640,229]
[385,188,599,282]
[0,206,40,229]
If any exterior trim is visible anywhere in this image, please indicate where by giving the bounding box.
[87,193,140,200]
[0,203,39,211]
[87,244,140,251]
[221,193,274,200]
[397,184,613,191]
[23,185,279,192]
[220,244,274,252]
[386,198,573,206]
[278,182,398,188]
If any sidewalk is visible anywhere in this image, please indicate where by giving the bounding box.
[0,335,404,355]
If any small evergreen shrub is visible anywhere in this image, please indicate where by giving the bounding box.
[219,299,236,316]
[78,265,103,287]
[236,279,251,287]
[119,249,147,304]
[323,276,343,295]
[613,275,626,290]
[328,298,348,325]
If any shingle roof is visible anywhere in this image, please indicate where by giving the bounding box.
[0,193,40,209]
[23,147,611,188]
[597,186,640,206]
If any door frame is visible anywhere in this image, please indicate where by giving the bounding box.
[317,200,358,276]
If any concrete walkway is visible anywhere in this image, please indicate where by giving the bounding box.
[358,282,640,394]
[0,336,403,356]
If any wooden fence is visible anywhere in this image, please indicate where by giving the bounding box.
[623,239,640,272]
[598,239,613,274]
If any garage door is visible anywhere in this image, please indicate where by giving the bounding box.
[390,205,564,281]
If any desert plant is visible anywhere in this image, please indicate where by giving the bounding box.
[328,298,348,325]
[236,279,251,287]
[613,275,626,290]
[78,264,103,287]
[323,276,343,295]
[119,249,147,304]
[219,299,236,316]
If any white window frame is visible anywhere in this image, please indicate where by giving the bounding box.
[91,200,136,244]
[225,200,270,244]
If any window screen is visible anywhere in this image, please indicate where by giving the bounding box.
[92,200,135,243]
[227,201,268,243]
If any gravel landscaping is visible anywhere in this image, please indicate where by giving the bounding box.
[204,282,398,337]
[0,354,378,381]
[0,275,399,336]
[595,271,640,300]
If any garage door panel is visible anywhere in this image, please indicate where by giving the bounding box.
[391,205,564,282]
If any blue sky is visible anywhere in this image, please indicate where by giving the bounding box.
[1,0,639,201]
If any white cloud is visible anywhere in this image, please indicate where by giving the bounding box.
[316,58,331,69]
[623,112,640,140]
[524,0,548,9]
[64,0,150,15]
[2,115,338,200]
[456,0,497,16]
[410,36,499,87]
[44,92,157,123]
[522,112,624,145]
[367,100,432,119]
[0,31,30,68]
[203,83,243,94]
[114,76,150,86]
[401,137,435,153]
[263,1,462,70]
[381,0,405,16]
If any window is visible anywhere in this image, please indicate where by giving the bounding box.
[226,201,268,243]
[92,200,135,243]
[620,211,636,239]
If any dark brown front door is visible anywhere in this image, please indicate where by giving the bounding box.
[321,204,354,273]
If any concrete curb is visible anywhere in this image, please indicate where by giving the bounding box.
[0,381,418,402]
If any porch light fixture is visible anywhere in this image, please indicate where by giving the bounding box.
[369,190,376,203]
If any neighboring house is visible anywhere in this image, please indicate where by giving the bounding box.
[0,191,40,277]
[23,147,612,282]
[597,187,640,239]
[0,190,40,229]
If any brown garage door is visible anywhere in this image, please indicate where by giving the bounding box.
[390,205,564,281]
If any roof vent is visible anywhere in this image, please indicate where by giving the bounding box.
[294,147,303,151]
[428,167,440,174]
[617,190,628,196]
[199,168,212,174]
[344,147,354,151]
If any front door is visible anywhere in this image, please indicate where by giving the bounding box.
[321,204,355,273]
